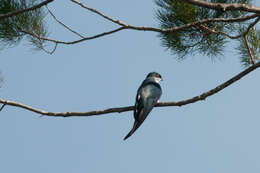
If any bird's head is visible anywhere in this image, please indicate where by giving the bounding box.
[146,72,162,83]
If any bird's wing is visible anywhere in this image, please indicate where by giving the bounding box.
[124,82,162,140]
[134,92,143,121]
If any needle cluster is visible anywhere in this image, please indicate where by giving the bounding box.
[0,0,48,50]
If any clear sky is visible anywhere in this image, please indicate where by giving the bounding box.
[1,1,260,173]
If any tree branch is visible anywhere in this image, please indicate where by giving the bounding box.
[21,13,258,45]
[1,61,260,117]
[20,27,126,44]
[243,35,255,64]
[46,5,85,39]
[199,17,260,39]
[13,0,256,48]
[185,0,260,13]
[0,0,54,20]
[40,42,58,55]
[71,0,258,32]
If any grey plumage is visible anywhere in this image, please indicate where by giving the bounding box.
[124,72,162,140]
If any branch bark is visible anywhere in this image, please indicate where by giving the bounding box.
[199,17,260,39]
[46,5,85,39]
[0,0,54,20]
[12,0,257,52]
[243,35,255,64]
[1,61,260,117]
[21,14,258,45]
[185,0,260,13]
[71,0,258,32]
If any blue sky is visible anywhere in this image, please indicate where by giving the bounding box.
[1,0,260,173]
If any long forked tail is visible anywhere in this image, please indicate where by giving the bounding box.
[123,106,153,140]
[123,131,133,140]
[123,122,139,140]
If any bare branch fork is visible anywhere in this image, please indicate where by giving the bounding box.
[199,17,260,39]
[23,0,259,49]
[24,14,258,45]
[1,61,260,117]
[45,5,85,39]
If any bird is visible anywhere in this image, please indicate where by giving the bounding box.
[124,72,162,140]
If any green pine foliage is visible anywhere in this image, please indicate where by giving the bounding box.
[155,0,252,59]
[0,0,48,50]
[237,28,260,66]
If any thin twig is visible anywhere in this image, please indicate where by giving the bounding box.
[41,43,58,55]
[0,0,54,19]
[240,17,260,37]
[20,27,126,44]
[185,0,260,13]
[243,35,255,64]
[199,17,260,39]
[71,0,258,32]
[21,14,258,45]
[46,5,85,39]
[1,61,260,117]
[71,0,127,27]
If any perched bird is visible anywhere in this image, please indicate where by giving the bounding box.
[124,72,162,140]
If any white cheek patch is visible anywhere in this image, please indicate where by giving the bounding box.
[154,77,162,83]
